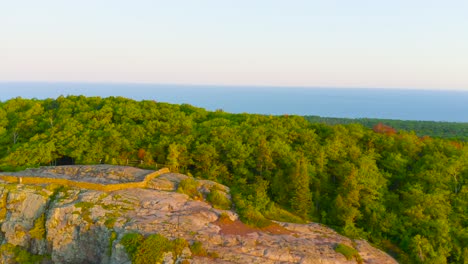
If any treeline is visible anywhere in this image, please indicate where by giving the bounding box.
[305,116,468,141]
[0,96,466,263]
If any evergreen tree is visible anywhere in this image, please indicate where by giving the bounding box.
[290,155,312,218]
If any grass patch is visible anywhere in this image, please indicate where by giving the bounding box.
[334,243,363,263]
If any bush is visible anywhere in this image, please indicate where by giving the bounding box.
[240,205,271,228]
[121,233,144,260]
[334,243,363,263]
[177,178,202,199]
[206,187,231,210]
[218,212,232,224]
[263,203,305,224]
[172,237,189,257]
[233,194,271,228]
[121,233,190,263]
[134,234,170,264]
[190,241,207,257]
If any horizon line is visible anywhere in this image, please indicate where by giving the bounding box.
[1,80,467,93]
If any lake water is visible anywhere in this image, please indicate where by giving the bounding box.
[0,82,467,122]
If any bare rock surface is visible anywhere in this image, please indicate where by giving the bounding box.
[0,165,398,264]
[0,165,154,184]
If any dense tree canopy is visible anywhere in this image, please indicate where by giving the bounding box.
[0,96,466,263]
[305,115,468,141]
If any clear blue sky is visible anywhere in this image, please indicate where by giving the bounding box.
[1,0,468,90]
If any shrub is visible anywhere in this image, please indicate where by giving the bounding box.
[190,241,207,257]
[263,203,305,224]
[121,232,190,263]
[218,212,232,224]
[134,234,170,264]
[177,178,202,199]
[121,233,144,260]
[206,187,231,210]
[334,243,363,263]
[233,194,271,228]
[172,237,189,258]
[240,205,271,228]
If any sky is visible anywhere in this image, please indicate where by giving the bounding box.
[1,0,468,91]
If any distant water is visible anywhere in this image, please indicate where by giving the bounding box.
[0,82,467,122]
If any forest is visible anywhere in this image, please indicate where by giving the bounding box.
[0,96,466,264]
[305,116,468,141]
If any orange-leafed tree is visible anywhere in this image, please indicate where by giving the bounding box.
[137,148,146,160]
[373,123,397,135]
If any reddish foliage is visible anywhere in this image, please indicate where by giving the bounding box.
[137,148,146,160]
[450,141,463,150]
[373,123,397,135]
[421,135,432,141]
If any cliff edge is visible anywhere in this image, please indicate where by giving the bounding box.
[0,165,397,264]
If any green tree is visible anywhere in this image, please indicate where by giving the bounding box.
[167,143,180,172]
[290,155,312,218]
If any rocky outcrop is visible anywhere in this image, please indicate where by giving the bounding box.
[1,165,154,184]
[0,166,397,264]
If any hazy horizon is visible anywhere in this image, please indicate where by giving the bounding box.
[1,82,467,123]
